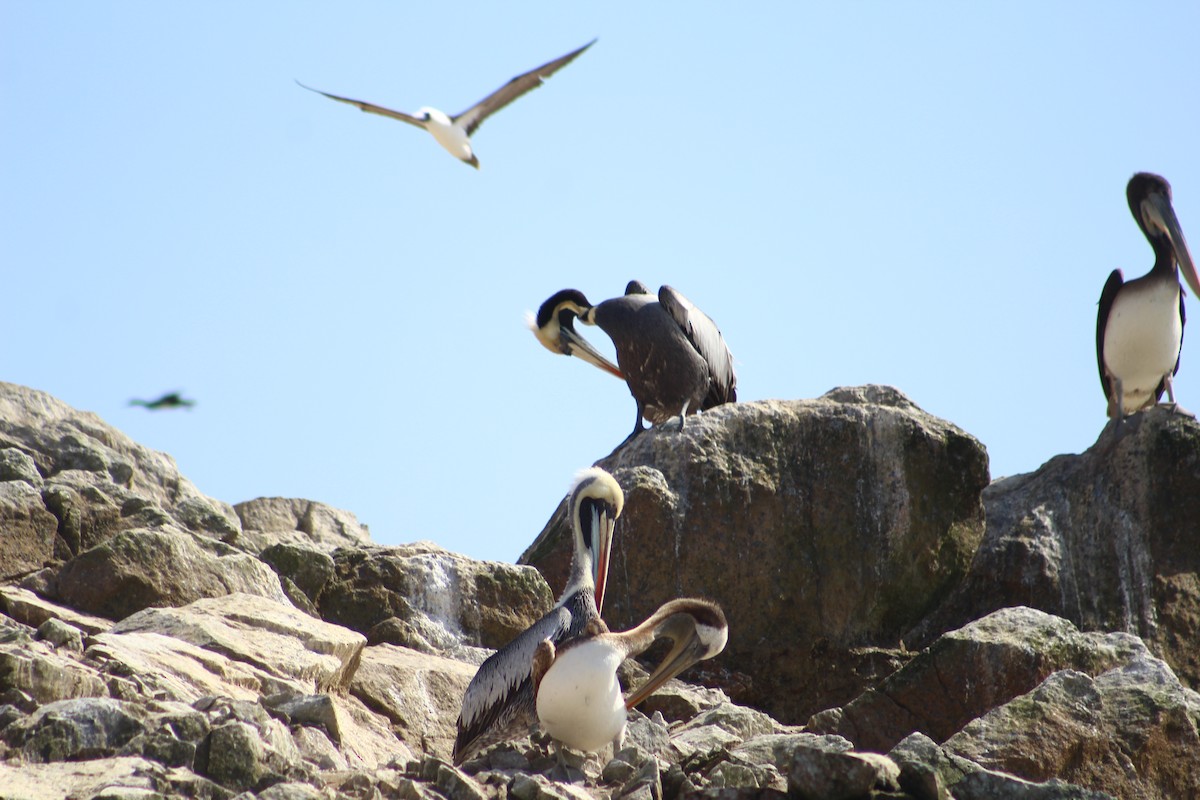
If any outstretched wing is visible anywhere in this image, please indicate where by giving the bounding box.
[453,606,572,764]
[296,81,426,129]
[659,285,737,407]
[452,39,595,136]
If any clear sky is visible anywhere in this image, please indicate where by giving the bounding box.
[3,3,1198,563]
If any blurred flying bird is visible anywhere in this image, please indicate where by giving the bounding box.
[129,392,196,411]
[298,39,596,169]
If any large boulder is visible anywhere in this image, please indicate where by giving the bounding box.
[233,497,373,553]
[521,386,989,722]
[807,606,1147,752]
[0,382,242,560]
[909,408,1200,691]
[319,542,553,653]
[54,526,292,620]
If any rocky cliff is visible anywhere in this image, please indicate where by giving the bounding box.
[1,380,1197,799]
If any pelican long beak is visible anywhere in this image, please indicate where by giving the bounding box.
[560,325,624,379]
[591,507,616,613]
[529,307,624,379]
[624,621,710,710]
[1146,191,1200,297]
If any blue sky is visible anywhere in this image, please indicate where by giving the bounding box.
[3,3,1198,562]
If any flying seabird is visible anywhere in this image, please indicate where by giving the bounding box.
[128,392,196,411]
[532,284,737,442]
[1097,172,1198,418]
[297,39,595,169]
[453,467,622,765]
[532,597,727,757]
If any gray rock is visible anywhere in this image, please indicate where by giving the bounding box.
[953,771,1117,800]
[0,481,58,580]
[36,617,82,651]
[808,606,1148,751]
[259,542,336,607]
[0,447,41,485]
[255,782,327,800]
[234,497,372,552]
[787,745,900,800]
[3,697,146,762]
[56,527,291,620]
[322,542,553,653]
[944,652,1200,800]
[0,381,241,544]
[0,636,109,704]
[910,408,1200,694]
[522,387,988,723]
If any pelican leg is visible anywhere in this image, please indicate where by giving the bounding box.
[619,403,647,447]
[1160,373,1197,418]
[1107,377,1125,421]
[676,400,691,432]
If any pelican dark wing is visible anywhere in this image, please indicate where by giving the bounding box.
[295,81,426,128]
[453,39,596,136]
[455,606,571,762]
[658,285,738,407]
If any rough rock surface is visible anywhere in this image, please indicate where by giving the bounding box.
[2,381,1198,800]
[909,407,1200,690]
[522,386,988,722]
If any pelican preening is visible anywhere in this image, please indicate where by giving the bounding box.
[298,39,595,169]
[1097,173,1198,418]
[533,284,737,442]
[453,467,622,765]
[532,598,728,756]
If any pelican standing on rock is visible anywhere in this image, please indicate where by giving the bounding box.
[532,284,737,442]
[453,467,622,764]
[532,598,728,757]
[1098,173,1199,418]
[297,39,595,169]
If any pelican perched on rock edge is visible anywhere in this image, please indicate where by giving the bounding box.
[1098,173,1199,418]
[532,598,728,757]
[453,467,622,765]
[532,285,737,442]
[297,39,595,169]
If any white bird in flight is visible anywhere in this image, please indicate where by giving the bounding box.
[298,39,595,169]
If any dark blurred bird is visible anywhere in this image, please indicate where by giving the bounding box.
[1097,173,1198,418]
[298,39,595,169]
[129,392,195,411]
[533,284,737,442]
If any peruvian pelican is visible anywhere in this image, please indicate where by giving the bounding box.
[532,598,727,757]
[452,467,622,764]
[297,39,595,169]
[1097,173,1199,418]
[532,285,737,442]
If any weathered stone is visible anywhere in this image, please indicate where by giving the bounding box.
[0,481,58,580]
[910,409,1200,693]
[787,745,900,800]
[3,697,146,762]
[35,617,82,652]
[808,607,1147,751]
[110,593,364,693]
[234,497,372,553]
[0,382,241,542]
[522,388,988,723]
[887,732,978,800]
[322,543,552,652]
[259,543,336,607]
[256,782,327,800]
[0,447,41,485]
[0,585,113,635]
[944,654,1200,800]
[0,757,182,800]
[56,527,290,620]
[349,643,475,761]
[732,733,854,775]
[0,637,108,703]
[952,771,1116,800]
